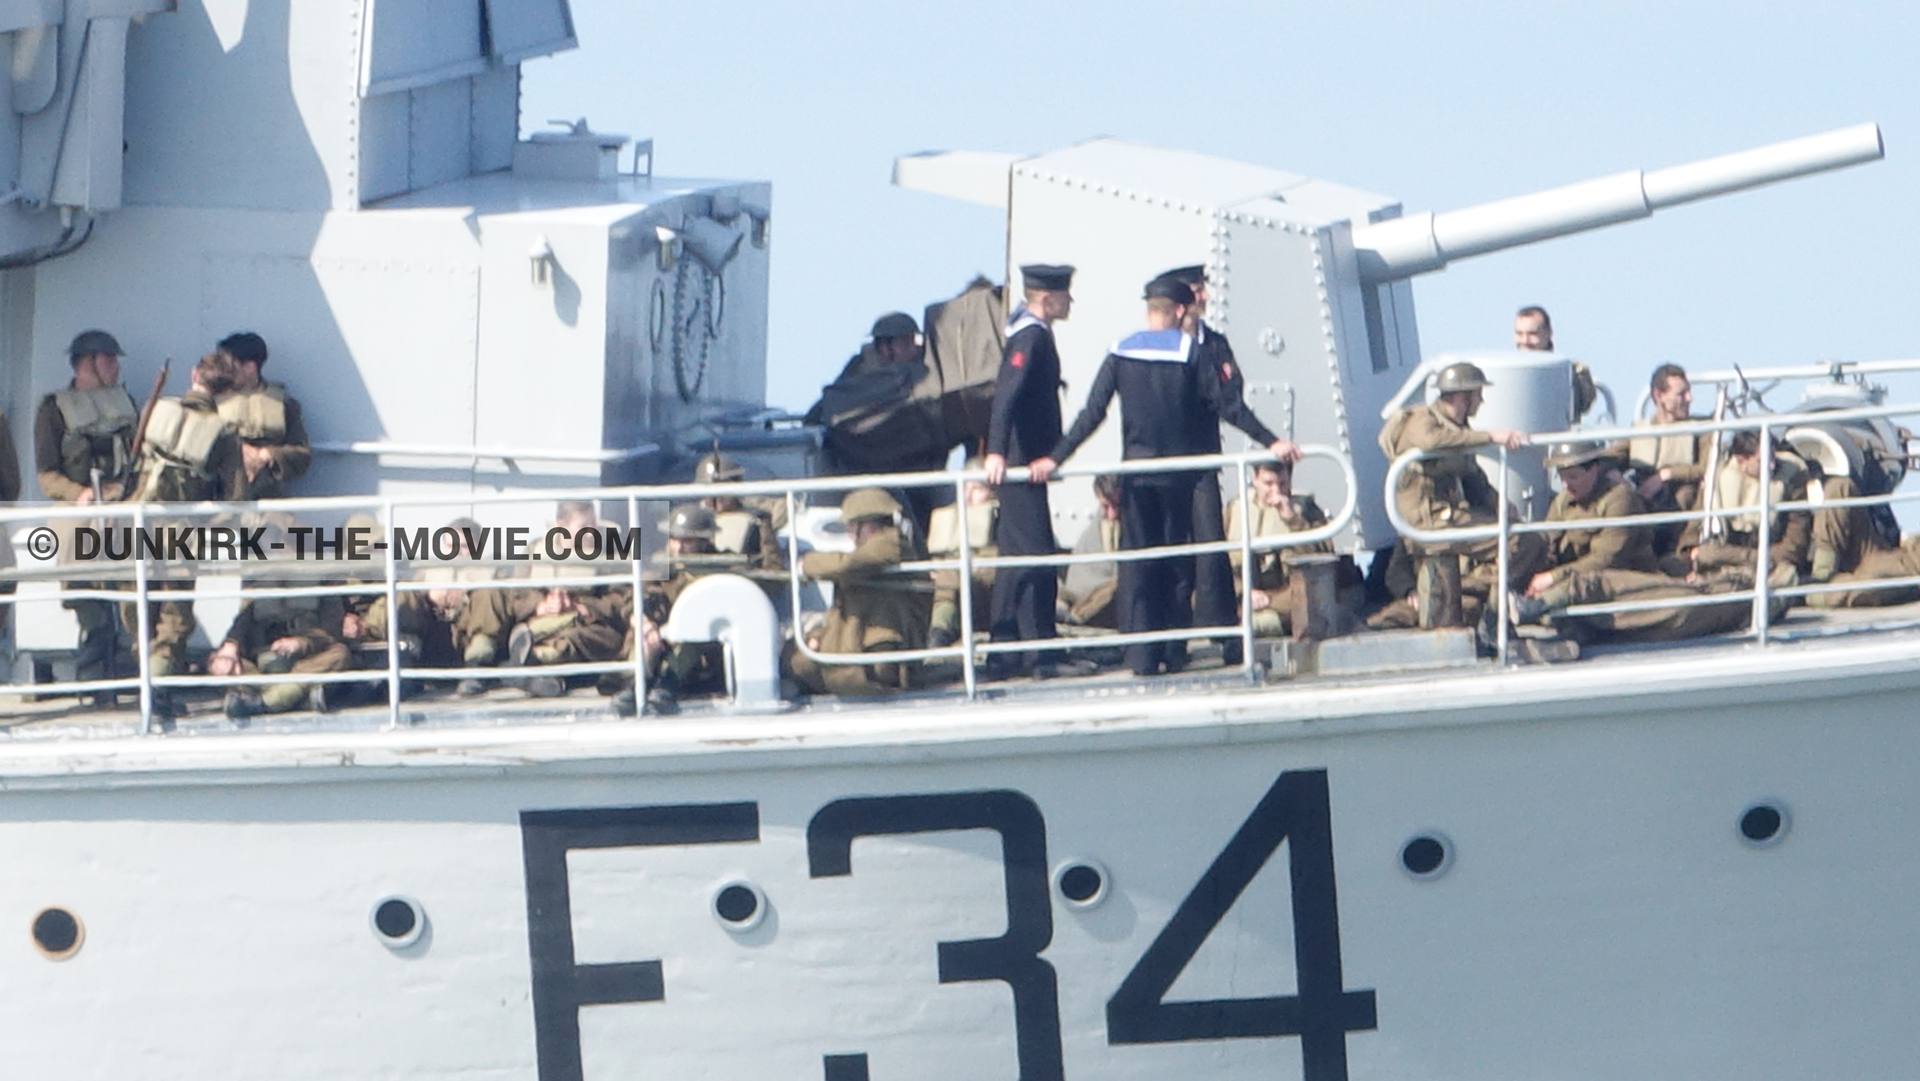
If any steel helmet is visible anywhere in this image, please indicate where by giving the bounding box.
[839,487,900,524]
[1544,440,1614,469]
[693,453,745,484]
[1434,362,1493,394]
[660,504,719,540]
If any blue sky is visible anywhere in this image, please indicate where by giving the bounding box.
[523,1,1919,415]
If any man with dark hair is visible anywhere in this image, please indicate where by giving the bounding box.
[1060,474,1122,629]
[981,264,1074,676]
[1693,430,1813,580]
[1513,306,1553,351]
[1155,264,1297,664]
[122,352,251,722]
[216,331,311,500]
[36,330,139,696]
[1224,459,1333,637]
[1628,362,1716,556]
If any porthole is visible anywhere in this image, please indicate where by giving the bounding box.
[711,880,767,932]
[31,907,83,960]
[1738,800,1790,847]
[1399,832,1453,880]
[370,895,427,949]
[1052,858,1110,909]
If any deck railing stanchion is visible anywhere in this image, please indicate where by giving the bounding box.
[628,494,648,714]
[133,503,154,734]
[1754,426,1773,645]
[1495,446,1511,666]
[382,498,403,729]
[954,471,977,700]
[1236,452,1257,683]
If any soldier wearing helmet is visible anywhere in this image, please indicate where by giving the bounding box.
[788,487,931,697]
[1377,361,1534,628]
[1523,439,1657,601]
[690,452,785,570]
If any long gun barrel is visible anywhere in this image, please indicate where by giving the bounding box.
[1352,123,1884,282]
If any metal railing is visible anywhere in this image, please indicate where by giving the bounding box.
[0,446,1355,732]
[1384,401,1920,664]
[781,446,1357,700]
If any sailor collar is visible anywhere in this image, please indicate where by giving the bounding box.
[1006,307,1045,336]
[1111,328,1193,363]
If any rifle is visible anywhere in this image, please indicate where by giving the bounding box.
[130,356,171,465]
[115,357,171,500]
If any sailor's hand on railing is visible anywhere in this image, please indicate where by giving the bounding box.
[983,453,1008,485]
[1487,429,1528,451]
[1268,439,1302,463]
[1027,456,1058,483]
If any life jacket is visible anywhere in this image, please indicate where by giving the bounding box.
[131,397,229,501]
[713,509,762,556]
[218,383,289,443]
[1629,419,1701,473]
[52,385,138,484]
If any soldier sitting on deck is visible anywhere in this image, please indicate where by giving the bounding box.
[692,452,786,570]
[926,458,998,649]
[1224,459,1334,638]
[503,500,630,699]
[788,488,931,697]
[1059,474,1121,629]
[1692,430,1814,583]
[207,589,352,721]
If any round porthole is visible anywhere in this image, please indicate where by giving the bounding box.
[1738,800,1790,847]
[1052,859,1110,909]
[712,880,767,932]
[31,907,83,960]
[1399,833,1453,880]
[370,895,427,949]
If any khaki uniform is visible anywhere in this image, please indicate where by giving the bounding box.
[1628,418,1716,553]
[122,388,249,677]
[1803,476,1916,607]
[712,506,786,570]
[1060,516,1119,628]
[218,382,310,500]
[1695,455,1814,579]
[1224,492,1331,636]
[419,564,514,666]
[521,517,629,666]
[223,593,351,712]
[1536,474,1658,586]
[927,499,996,639]
[34,384,138,682]
[1379,400,1545,605]
[1541,568,1759,643]
[790,525,930,696]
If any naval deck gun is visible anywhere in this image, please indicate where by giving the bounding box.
[896,124,1884,550]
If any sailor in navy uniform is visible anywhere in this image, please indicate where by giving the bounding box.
[1039,278,1218,675]
[1157,265,1298,664]
[982,264,1075,676]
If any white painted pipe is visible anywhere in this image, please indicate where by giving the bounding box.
[659,574,784,712]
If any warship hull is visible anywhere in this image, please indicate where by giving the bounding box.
[3,628,1912,1080]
